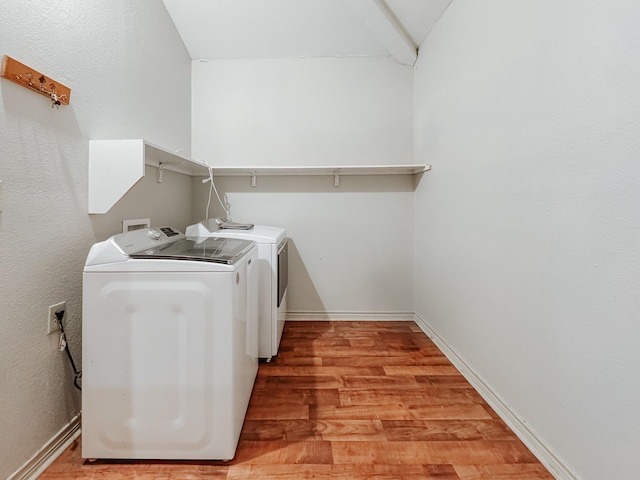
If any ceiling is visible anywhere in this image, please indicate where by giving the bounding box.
[162,0,452,65]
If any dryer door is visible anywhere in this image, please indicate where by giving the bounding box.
[277,238,288,307]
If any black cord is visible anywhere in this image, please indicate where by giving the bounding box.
[55,311,82,390]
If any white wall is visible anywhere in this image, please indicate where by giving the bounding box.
[192,57,412,166]
[413,1,640,478]
[192,175,417,316]
[192,57,416,317]
[0,1,192,477]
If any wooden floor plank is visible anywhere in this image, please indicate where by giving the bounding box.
[258,365,386,376]
[383,365,462,376]
[381,419,517,441]
[322,354,452,367]
[416,374,475,387]
[245,403,310,420]
[264,374,343,389]
[331,440,539,465]
[454,463,555,479]
[240,419,386,441]
[232,440,333,465]
[408,404,493,420]
[310,403,415,420]
[38,320,553,479]
[227,463,446,480]
[341,374,421,388]
[401,388,486,405]
[249,388,341,407]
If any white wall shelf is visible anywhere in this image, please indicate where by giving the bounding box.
[88,138,431,213]
[210,164,430,176]
[210,164,431,187]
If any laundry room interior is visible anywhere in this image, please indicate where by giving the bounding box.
[1,1,639,479]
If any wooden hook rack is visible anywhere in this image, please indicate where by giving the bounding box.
[1,55,71,107]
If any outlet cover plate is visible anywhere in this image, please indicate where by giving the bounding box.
[47,302,66,335]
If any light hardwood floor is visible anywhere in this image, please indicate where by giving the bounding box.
[40,321,554,479]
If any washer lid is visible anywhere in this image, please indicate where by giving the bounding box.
[87,227,252,267]
[130,237,255,265]
[186,219,286,244]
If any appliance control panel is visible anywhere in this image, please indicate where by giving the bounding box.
[159,227,181,237]
[113,227,185,255]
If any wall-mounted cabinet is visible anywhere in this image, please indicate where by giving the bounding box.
[88,139,431,213]
[88,139,209,214]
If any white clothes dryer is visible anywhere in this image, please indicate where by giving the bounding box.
[186,218,287,361]
[82,227,258,460]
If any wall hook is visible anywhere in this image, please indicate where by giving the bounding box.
[1,55,71,108]
[50,89,66,109]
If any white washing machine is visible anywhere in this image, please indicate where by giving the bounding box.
[82,226,258,460]
[186,218,287,361]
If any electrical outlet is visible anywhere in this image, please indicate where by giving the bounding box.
[48,302,66,335]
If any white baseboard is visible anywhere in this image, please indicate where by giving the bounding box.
[9,414,81,480]
[286,311,415,321]
[413,314,576,480]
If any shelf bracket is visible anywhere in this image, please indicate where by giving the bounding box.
[251,172,257,188]
[157,163,165,183]
[334,169,341,187]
